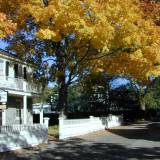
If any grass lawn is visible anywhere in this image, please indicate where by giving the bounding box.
[48,125,59,140]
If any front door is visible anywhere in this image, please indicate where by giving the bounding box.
[0,111,2,125]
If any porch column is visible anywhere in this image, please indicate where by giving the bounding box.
[23,95,27,124]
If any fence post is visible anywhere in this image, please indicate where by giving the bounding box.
[43,117,50,143]
[59,117,64,139]
[89,116,94,132]
[2,110,6,126]
[43,117,50,128]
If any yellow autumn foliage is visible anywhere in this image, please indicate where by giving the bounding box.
[0,0,160,83]
[0,12,16,38]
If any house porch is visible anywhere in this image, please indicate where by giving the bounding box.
[0,93,50,152]
[0,94,33,125]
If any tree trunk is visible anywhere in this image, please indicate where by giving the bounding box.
[139,94,146,111]
[55,42,68,118]
[140,101,146,111]
[58,76,68,118]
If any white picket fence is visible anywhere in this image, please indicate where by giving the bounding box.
[0,124,48,152]
[59,115,123,139]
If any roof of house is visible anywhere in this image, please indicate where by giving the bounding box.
[0,48,36,67]
[0,48,18,58]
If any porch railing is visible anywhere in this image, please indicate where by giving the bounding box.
[0,75,41,94]
[0,124,45,133]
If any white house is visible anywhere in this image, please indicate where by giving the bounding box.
[0,49,41,125]
[0,49,50,152]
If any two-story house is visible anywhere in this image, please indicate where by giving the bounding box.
[0,49,41,125]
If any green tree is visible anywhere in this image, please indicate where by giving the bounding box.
[79,73,113,113]
[144,77,160,109]
[33,86,54,104]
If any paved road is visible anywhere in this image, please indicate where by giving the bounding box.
[1,121,160,160]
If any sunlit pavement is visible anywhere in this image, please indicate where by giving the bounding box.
[1,121,160,160]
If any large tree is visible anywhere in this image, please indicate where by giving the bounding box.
[0,12,16,38]
[1,0,160,116]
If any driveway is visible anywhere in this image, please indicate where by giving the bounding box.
[0,121,160,160]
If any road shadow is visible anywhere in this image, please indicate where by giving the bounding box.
[1,122,160,160]
[1,138,160,160]
[107,121,160,142]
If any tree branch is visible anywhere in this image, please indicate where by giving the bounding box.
[85,45,146,61]
[67,40,92,85]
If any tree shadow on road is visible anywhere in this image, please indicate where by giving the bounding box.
[1,138,160,160]
[1,122,160,160]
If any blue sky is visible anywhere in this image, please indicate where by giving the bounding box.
[111,78,129,89]
[0,40,8,49]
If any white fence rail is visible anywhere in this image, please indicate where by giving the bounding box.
[59,115,123,139]
[0,124,48,152]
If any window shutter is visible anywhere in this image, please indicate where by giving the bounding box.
[23,67,27,79]
[5,61,9,76]
[14,64,18,78]
[19,65,23,78]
